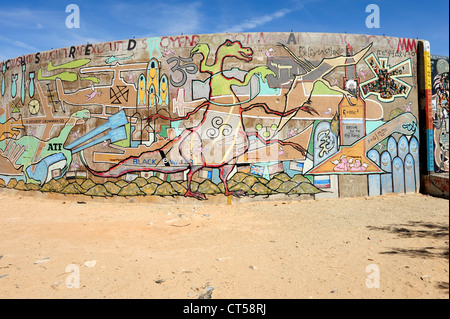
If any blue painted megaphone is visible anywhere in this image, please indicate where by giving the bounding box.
[65,110,128,154]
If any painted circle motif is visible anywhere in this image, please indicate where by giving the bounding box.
[28,99,40,115]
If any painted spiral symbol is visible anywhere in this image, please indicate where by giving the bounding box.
[206,127,218,139]
[206,116,233,139]
[212,116,224,129]
[220,124,232,137]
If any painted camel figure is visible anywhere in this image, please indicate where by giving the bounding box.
[85,40,284,199]
[84,41,372,200]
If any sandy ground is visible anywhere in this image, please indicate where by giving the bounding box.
[0,189,448,299]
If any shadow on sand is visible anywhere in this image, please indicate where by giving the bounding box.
[367,221,449,294]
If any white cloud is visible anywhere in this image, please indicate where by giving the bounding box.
[161,1,203,36]
[222,7,296,33]
[0,35,40,53]
[0,8,36,28]
[105,1,204,38]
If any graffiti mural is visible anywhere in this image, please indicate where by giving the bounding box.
[0,32,423,199]
[431,56,449,172]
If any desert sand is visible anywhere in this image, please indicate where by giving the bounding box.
[0,189,448,299]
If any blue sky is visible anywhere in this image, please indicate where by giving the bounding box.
[0,0,448,61]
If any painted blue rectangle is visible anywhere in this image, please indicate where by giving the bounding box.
[314,177,331,188]
[426,129,434,172]
[342,119,364,124]
[314,180,330,185]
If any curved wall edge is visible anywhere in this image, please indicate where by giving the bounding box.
[0,32,433,200]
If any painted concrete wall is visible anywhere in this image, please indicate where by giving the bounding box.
[0,32,424,200]
[419,54,449,199]
[430,55,449,173]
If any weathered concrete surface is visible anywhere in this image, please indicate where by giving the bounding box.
[422,173,449,199]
